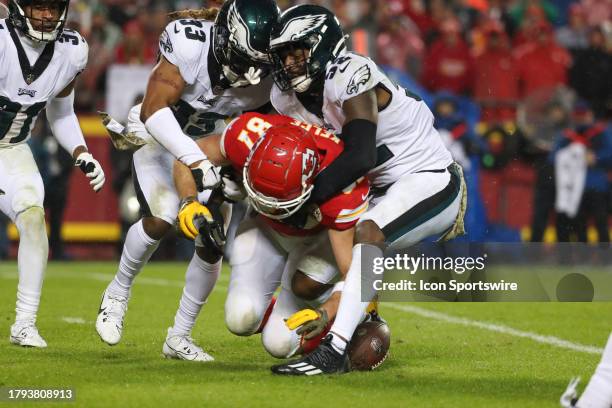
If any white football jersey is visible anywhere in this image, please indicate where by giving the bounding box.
[0,19,87,148]
[271,52,453,187]
[158,19,272,138]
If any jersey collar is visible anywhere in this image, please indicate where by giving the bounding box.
[6,19,55,85]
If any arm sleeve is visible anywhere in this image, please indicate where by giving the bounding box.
[46,90,86,156]
[144,107,207,166]
[310,119,377,204]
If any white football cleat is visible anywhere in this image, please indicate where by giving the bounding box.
[96,290,128,346]
[10,321,47,348]
[162,328,214,362]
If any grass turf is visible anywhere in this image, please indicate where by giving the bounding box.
[0,261,610,407]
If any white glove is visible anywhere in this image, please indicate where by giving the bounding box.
[230,67,263,88]
[221,173,246,202]
[75,152,105,192]
[560,377,580,408]
[191,160,221,192]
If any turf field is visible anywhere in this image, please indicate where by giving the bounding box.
[0,261,610,407]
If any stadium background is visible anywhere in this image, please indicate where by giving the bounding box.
[0,0,610,260]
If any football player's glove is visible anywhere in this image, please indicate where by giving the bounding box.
[228,67,264,88]
[99,111,146,151]
[75,152,105,192]
[191,160,221,193]
[285,308,329,340]
[220,167,246,202]
[560,377,580,408]
[193,189,227,256]
[178,197,214,240]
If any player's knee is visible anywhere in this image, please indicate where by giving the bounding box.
[224,292,261,336]
[141,216,171,240]
[15,206,46,236]
[262,317,297,359]
[195,245,223,264]
[291,271,331,301]
[355,220,385,244]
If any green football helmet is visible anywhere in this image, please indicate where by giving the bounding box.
[269,5,346,93]
[213,0,280,86]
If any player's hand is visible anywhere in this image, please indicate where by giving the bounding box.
[220,168,246,202]
[193,199,227,256]
[285,308,329,340]
[75,152,105,192]
[178,197,214,240]
[560,377,580,408]
[191,160,221,192]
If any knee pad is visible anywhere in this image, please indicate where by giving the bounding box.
[224,291,262,336]
[262,316,299,359]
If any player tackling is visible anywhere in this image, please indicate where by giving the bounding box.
[1,0,105,347]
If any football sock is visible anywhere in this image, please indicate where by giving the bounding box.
[170,255,221,336]
[107,220,160,298]
[329,243,382,354]
[578,332,612,408]
[15,207,48,323]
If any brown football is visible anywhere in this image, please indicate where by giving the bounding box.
[347,321,391,371]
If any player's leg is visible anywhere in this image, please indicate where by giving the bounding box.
[163,202,232,362]
[224,218,287,336]
[272,165,464,375]
[0,145,48,347]
[96,142,177,345]
[261,287,307,359]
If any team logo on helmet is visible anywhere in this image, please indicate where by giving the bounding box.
[301,148,318,185]
[273,14,328,44]
[228,2,269,63]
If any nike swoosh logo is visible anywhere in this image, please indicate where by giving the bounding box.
[98,306,106,315]
[361,194,368,201]
[0,188,4,195]
[174,24,180,34]
[339,62,351,73]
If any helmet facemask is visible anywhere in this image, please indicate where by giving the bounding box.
[9,0,69,42]
[270,34,324,93]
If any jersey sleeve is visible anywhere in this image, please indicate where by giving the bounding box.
[319,176,370,230]
[61,29,88,77]
[325,53,382,107]
[158,20,207,85]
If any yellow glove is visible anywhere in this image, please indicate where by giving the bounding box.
[285,309,320,330]
[177,197,213,240]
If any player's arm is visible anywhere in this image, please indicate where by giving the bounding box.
[46,79,105,192]
[140,57,219,192]
[309,91,378,204]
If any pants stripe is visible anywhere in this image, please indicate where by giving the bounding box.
[382,166,461,243]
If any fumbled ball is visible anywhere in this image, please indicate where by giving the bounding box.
[347,321,391,371]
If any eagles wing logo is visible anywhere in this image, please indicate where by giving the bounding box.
[228,3,269,63]
[272,14,328,45]
[346,65,371,95]
[159,30,173,54]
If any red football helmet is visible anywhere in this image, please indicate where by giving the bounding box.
[243,124,320,219]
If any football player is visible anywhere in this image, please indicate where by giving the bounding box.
[561,332,612,408]
[94,0,278,361]
[173,111,369,359]
[267,5,467,375]
[1,0,105,347]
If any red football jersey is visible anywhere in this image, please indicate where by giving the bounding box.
[221,112,369,234]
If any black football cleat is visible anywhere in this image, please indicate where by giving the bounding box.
[271,334,350,376]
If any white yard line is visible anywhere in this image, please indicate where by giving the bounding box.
[0,268,603,355]
[383,303,604,355]
[61,317,88,324]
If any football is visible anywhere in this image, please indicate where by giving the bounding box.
[347,320,391,371]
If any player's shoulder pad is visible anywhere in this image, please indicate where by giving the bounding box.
[57,28,88,72]
[324,52,379,103]
[159,19,211,84]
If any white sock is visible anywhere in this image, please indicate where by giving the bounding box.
[15,208,48,323]
[578,332,612,408]
[329,243,382,353]
[169,255,222,336]
[107,220,160,298]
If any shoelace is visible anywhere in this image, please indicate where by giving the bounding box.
[305,341,336,368]
[105,294,128,323]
